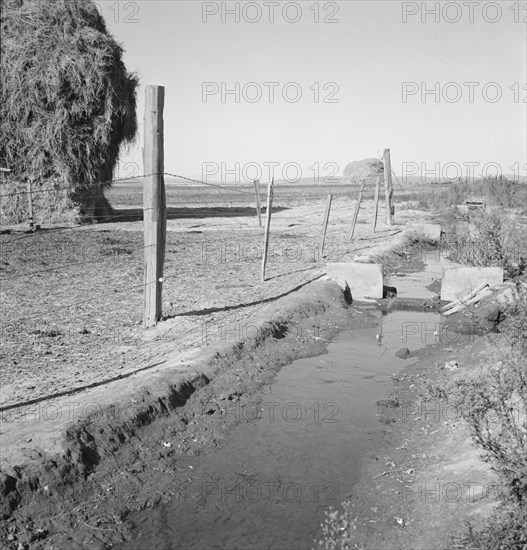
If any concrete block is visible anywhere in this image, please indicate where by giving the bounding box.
[408,223,442,243]
[326,262,383,301]
[441,266,504,302]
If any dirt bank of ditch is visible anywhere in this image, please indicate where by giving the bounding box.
[327,327,504,550]
[0,277,375,549]
[2,294,505,550]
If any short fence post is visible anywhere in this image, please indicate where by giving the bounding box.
[261,178,274,282]
[348,179,366,241]
[0,167,11,181]
[320,194,332,257]
[143,85,166,328]
[253,179,262,227]
[383,148,394,225]
[372,176,381,232]
[27,178,34,231]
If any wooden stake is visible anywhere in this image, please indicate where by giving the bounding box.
[253,179,262,227]
[383,148,394,225]
[0,167,11,181]
[348,179,366,241]
[320,194,332,257]
[261,178,274,282]
[372,176,381,232]
[27,179,34,230]
[143,85,166,328]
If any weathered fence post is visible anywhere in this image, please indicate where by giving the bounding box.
[253,179,262,227]
[143,85,166,328]
[372,176,381,232]
[261,178,274,282]
[383,148,394,225]
[320,194,332,257]
[0,167,11,181]
[348,179,366,241]
[27,178,34,231]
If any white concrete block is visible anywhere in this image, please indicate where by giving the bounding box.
[441,266,504,302]
[326,262,383,301]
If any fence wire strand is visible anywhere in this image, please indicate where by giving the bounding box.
[1,167,412,340]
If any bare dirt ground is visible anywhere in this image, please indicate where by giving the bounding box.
[0,183,427,410]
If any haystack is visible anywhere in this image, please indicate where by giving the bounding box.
[0,0,138,224]
[342,158,384,186]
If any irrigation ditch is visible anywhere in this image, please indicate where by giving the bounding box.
[0,222,518,550]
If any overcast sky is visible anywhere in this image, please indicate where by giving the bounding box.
[101,0,526,182]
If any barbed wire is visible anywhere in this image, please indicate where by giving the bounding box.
[0,171,259,199]
[0,239,160,282]
[0,220,355,324]
[0,182,364,240]
[0,173,146,198]
[0,169,468,331]
[0,216,351,283]
[0,268,329,412]
[3,165,524,410]
[0,246,331,334]
[1,279,155,327]
[0,185,404,262]
[0,184,358,217]
[0,170,374,200]
[163,172,254,196]
[390,167,425,223]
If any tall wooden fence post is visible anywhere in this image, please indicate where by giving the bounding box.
[383,148,394,225]
[143,85,166,328]
[253,179,262,227]
[261,178,274,282]
[372,176,381,232]
[348,179,366,241]
[320,194,332,257]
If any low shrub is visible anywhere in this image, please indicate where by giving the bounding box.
[443,210,527,279]
[415,177,527,212]
[449,502,527,550]
[446,284,527,549]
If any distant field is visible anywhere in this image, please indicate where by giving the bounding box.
[106,178,452,209]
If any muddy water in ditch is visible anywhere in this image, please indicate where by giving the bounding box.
[118,309,440,550]
[387,250,461,300]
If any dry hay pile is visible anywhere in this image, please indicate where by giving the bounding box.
[342,158,384,186]
[0,0,138,225]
